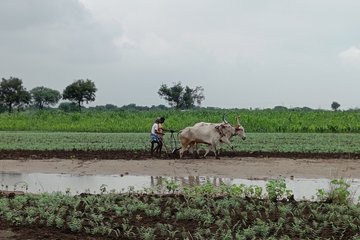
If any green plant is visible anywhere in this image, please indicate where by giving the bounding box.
[243,227,256,239]
[55,215,65,228]
[266,178,293,201]
[220,229,233,240]
[144,206,161,217]
[164,179,179,193]
[317,178,352,204]
[120,219,135,238]
[328,179,352,204]
[253,218,270,237]
[137,226,156,240]
[316,188,328,202]
[245,184,263,198]
[157,223,179,238]
[278,204,293,218]
[67,217,83,232]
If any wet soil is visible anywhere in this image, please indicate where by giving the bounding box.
[0,149,359,160]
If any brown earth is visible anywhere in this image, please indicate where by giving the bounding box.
[1,149,360,239]
[1,149,359,160]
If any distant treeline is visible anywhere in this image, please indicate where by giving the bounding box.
[0,108,359,133]
[7,102,358,112]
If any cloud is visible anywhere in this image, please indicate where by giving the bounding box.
[339,46,360,66]
[0,0,122,64]
[2,0,360,109]
[113,35,137,49]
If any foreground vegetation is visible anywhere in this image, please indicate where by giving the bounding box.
[0,131,360,154]
[1,109,360,133]
[1,179,359,239]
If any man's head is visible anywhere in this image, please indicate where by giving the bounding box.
[159,117,165,123]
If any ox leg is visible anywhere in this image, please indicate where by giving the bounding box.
[203,144,212,158]
[180,143,193,158]
[179,145,188,158]
[179,146,189,158]
[195,148,200,159]
[179,147,184,158]
[204,144,219,159]
[194,143,203,159]
[189,142,200,158]
[212,145,220,159]
[212,141,220,159]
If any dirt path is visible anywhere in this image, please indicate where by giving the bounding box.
[1,157,359,179]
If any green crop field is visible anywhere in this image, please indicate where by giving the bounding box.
[1,131,359,154]
[1,109,359,155]
[0,109,360,133]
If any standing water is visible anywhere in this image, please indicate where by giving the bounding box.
[1,172,360,201]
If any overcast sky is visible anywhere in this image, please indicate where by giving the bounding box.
[1,0,360,109]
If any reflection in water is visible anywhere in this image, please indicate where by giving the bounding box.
[1,172,360,200]
[150,176,230,188]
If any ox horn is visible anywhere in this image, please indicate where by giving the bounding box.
[236,115,241,127]
[222,114,228,124]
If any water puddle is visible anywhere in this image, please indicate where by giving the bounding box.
[1,172,360,201]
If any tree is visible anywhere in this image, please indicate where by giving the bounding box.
[0,102,6,113]
[273,106,288,111]
[104,104,118,110]
[58,102,79,112]
[0,77,31,113]
[30,86,61,110]
[158,82,204,109]
[62,79,97,111]
[331,101,340,111]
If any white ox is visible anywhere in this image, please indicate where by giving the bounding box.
[178,117,246,159]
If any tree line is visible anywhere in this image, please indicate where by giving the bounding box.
[0,77,97,113]
[0,76,345,113]
[0,77,205,113]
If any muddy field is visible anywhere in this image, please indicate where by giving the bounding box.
[1,150,360,239]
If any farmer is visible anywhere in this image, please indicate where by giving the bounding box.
[150,116,166,157]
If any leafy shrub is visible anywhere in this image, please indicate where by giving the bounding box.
[266,178,293,201]
[316,178,352,204]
